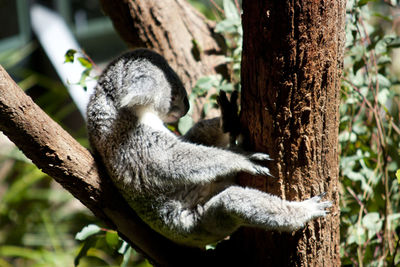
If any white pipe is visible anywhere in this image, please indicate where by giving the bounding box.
[30,4,95,119]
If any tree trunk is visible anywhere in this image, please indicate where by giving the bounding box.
[236,0,346,266]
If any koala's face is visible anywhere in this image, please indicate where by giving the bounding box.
[157,60,189,123]
[160,74,189,123]
[163,88,189,123]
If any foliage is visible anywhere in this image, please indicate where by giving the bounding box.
[74,224,151,267]
[64,49,98,92]
[340,0,400,265]
[179,0,241,133]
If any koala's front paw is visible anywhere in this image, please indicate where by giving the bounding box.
[304,192,332,218]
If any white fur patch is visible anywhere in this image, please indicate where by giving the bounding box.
[136,107,172,134]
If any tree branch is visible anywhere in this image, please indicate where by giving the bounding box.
[0,65,208,266]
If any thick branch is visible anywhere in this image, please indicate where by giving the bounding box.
[0,66,209,266]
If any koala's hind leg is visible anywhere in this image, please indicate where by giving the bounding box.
[201,186,332,234]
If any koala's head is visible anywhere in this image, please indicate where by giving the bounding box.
[100,49,189,123]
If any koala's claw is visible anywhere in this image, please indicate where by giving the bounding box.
[252,165,271,177]
[305,192,332,218]
[249,153,272,161]
[310,192,330,204]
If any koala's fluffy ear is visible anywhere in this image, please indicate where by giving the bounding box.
[119,75,157,108]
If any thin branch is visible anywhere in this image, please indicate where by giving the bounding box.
[209,0,224,14]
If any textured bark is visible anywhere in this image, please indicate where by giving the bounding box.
[99,0,227,119]
[235,0,346,266]
[0,66,209,266]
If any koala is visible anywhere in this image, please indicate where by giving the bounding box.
[86,49,332,247]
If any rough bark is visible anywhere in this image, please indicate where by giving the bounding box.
[0,66,209,266]
[235,0,346,266]
[99,0,227,119]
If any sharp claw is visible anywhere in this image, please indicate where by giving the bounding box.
[318,192,327,198]
[249,153,273,161]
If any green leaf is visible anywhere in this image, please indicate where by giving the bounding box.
[388,213,400,222]
[338,131,357,143]
[215,18,240,33]
[377,74,391,88]
[219,82,234,92]
[75,224,101,241]
[178,114,194,135]
[362,212,380,230]
[362,212,382,239]
[64,49,76,63]
[78,68,92,91]
[223,0,240,21]
[386,37,400,48]
[357,0,378,7]
[396,169,400,184]
[191,39,202,61]
[77,57,92,69]
[377,55,391,66]
[347,224,366,245]
[346,171,365,182]
[377,88,390,106]
[105,230,119,249]
[206,244,216,250]
[193,76,213,94]
[203,101,213,115]
[352,123,367,135]
[193,75,221,95]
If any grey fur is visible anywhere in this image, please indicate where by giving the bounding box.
[87,49,332,247]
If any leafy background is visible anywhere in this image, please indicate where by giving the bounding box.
[1,0,400,266]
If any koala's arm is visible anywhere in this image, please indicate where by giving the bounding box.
[153,140,271,186]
